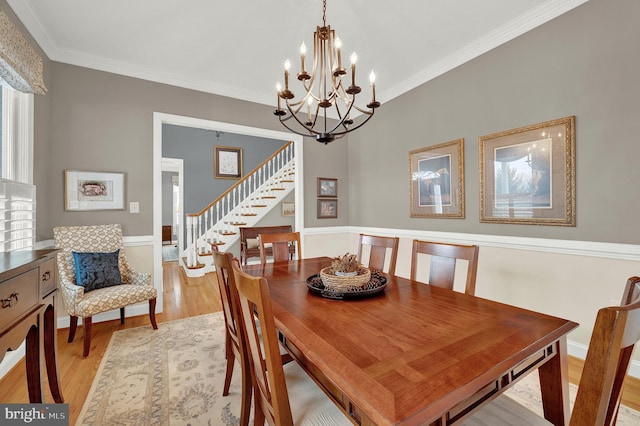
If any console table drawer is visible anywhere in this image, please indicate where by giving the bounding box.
[40,258,57,297]
[0,268,39,329]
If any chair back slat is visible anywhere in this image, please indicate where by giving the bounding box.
[410,240,479,295]
[570,276,640,426]
[231,259,294,425]
[357,234,399,275]
[212,251,242,350]
[259,232,301,264]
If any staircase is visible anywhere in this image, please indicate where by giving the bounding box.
[181,142,295,276]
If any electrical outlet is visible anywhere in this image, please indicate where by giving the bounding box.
[609,298,619,307]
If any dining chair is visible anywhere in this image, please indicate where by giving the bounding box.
[462,276,640,425]
[212,250,251,426]
[231,259,351,425]
[356,233,399,275]
[410,239,479,295]
[258,231,301,264]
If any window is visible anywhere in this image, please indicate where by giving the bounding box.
[0,85,35,251]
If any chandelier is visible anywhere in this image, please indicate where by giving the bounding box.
[273,0,380,144]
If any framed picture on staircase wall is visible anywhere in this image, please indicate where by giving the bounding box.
[214,146,243,179]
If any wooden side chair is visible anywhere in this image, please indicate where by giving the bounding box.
[410,240,479,295]
[356,233,399,274]
[258,231,301,264]
[54,224,158,357]
[462,276,640,425]
[212,250,251,426]
[231,259,351,425]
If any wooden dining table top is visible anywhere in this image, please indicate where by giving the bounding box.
[243,257,579,425]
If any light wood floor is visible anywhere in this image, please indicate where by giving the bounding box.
[0,261,638,425]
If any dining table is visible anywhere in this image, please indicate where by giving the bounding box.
[242,257,579,426]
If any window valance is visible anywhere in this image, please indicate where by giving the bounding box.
[0,10,46,94]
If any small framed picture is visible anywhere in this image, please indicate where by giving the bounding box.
[282,201,295,217]
[317,177,338,197]
[317,199,338,219]
[214,146,243,179]
[64,170,125,211]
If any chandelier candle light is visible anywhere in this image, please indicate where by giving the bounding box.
[274,0,380,144]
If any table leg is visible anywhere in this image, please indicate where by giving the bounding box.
[538,337,571,426]
[25,320,44,403]
[44,301,64,403]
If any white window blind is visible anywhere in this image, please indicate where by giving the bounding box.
[0,86,35,252]
[0,178,35,251]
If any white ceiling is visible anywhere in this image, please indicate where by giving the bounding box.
[8,0,587,107]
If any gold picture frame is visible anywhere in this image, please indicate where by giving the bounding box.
[409,139,465,218]
[479,116,575,226]
[214,146,243,179]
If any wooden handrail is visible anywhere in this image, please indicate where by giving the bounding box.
[187,141,294,217]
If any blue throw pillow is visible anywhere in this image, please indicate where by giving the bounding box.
[72,250,123,292]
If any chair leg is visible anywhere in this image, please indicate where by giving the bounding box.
[120,307,125,324]
[239,356,252,426]
[222,339,235,396]
[149,298,158,330]
[68,316,78,343]
[82,317,92,357]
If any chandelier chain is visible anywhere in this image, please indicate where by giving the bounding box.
[322,0,327,27]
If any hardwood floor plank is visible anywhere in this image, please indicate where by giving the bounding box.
[0,260,638,423]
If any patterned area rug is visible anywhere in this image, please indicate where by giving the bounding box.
[77,312,243,425]
[77,313,640,425]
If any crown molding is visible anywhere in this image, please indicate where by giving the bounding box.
[9,0,588,109]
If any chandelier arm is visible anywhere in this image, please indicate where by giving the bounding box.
[282,102,326,137]
[328,110,377,137]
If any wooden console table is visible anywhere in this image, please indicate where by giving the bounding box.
[0,249,64,403]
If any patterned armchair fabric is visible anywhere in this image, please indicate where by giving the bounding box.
[54,224,157,318]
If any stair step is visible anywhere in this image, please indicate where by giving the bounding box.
[262,196,276,199]
[241,213,258,216]
[182,258,205,269]
[218,231,237,236]
[210,242,226,248]
[281,179,294,183]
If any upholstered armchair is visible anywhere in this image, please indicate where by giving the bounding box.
[54,224,158,357]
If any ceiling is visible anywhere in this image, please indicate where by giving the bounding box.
[8,0,587,108]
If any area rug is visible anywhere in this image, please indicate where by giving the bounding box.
[77,312,243,425]
[78,313,640,425]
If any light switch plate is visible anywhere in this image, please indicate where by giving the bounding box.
[130,201,139,213]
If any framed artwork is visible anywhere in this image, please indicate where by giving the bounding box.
[214,146,243,179]
[64,170,125,211]
[317,199,338,219]
[317,177,338,197]
[282,201,295,217]
[479,116,575,226]
[409,139,465,218]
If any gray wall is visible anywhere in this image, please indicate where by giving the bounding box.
[348,0,640,245]
[162,125,287,216]
[14,0,639,244]
[40,61,349,238]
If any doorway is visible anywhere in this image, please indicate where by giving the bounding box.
[152,113,304,312]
